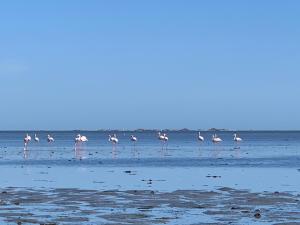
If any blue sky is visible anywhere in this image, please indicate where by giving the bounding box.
[0,1,299,130]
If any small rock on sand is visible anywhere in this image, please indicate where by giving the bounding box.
[254,212,261,219]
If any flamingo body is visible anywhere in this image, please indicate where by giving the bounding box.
[23,133,31,150]
[75,134,88,143]
[109,134,118,144]
[212,134,222,143]
[198,132,204,142]
[130,135,137,142]
[234,133,242,142]
[158,132,168,142]
[47,134,55,143]
[34,134,39,142]
[80,135,88,142]
[24,134,31,143]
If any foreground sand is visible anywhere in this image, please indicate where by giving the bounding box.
[0,187,299,225]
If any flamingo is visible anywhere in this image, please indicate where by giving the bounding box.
[75,134,88,143]
[80,135,88,142]
[130,135,138,150]
[75,134,81,143]
[24,133,31,150]
[47,134,55,143]
[34,134,39,142]
[108,134,118,159]
[158,132,169,141]
[25,133,32,142]
[233,133,242,142]
[198,132,204,142]
[130,135,137,142]
[163,133,168,142]
[212,134,222,143]
[108,134,118,145]
[158,132,168,149]
[74,134,88,156]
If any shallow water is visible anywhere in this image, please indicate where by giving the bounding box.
[0,131,300,166]
[0,131,300,192]
[1,166,299,193]
[0,131,300,224]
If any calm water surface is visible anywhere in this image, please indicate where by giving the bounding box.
[0,131,299,167]
[0,131,299,192]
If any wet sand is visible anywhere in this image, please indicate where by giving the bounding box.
[0,187,299,224]
[0,165,299,224]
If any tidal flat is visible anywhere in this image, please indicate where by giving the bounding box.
[0,186,299,225]
[0,165,299,224]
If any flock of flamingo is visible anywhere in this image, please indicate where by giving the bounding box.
[23,132,243,150]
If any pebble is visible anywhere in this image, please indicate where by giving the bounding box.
[254,212,261,219]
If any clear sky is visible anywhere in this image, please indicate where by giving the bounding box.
[0,1,299,130]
